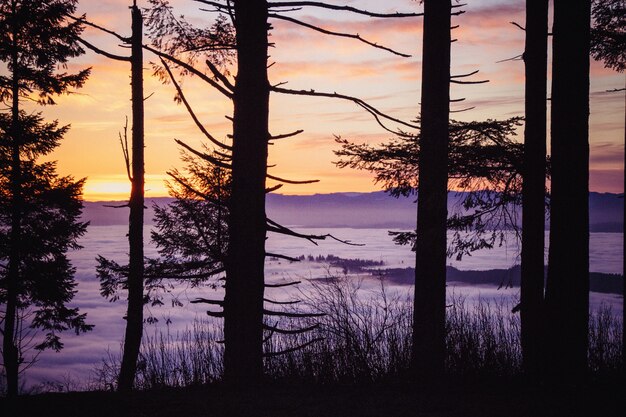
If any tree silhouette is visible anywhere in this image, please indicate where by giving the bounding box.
[335,117,527,259]
[73,2,151,391]
[520,0,549,377]
[412,0,452,382]
[143,0,421,384]
[544,0,591,380]
[151,147,230,283]
[0,0,92,397]
[119,2,146,393]
[589,0,625,370]
[590,0,625,72]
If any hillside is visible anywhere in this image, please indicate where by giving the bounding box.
[81,191,624,232]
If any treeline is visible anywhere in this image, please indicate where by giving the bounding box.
[0,0,624,399]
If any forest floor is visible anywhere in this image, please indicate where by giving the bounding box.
[2,376,625,417]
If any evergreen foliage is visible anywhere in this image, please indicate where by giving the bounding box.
[0,112,91,351]
[335,117,535,259]
[591,0,626,72]
[0,0,92,395]
[97,148,229,312]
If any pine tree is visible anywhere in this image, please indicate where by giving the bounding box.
[412,0,452,382]
[0,0,91,397]
[520,0,548,377]
[544,0,591,380]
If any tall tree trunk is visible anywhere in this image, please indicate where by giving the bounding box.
[622,84,625,374]
[545,0,591,380]
[520,0,548,377]
[118,3,145,392]
[412,0,451,382]
[3,7,21,395]
[223,0,269,384]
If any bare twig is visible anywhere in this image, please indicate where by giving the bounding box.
[265,252,302,262]
[269,129,304,140]
[174,139,232,170]
[190,298,225,305]
[267,1,423,18]
[272,86,418,134]
[161,58,232,150]
[77,38,131,62]
[205,59,235,91]
[265,281,302,288]
[510,21,525,31]
[266,173,318,184]
[268,13,411,58]
[263,338,324,357]
[144,44,234,98]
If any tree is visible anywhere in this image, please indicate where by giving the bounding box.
[520,0,549,377]
[544,0,591,380]
[335,117,527,258]
[590,0,626,72]
[74,2,150,391]
[151,147,230,283]
[118,2,146,393]
[0,0,92,397]
[144,0,421,384]
[412,0,452,382]
[98,146,230,321]
[589,0,625,371]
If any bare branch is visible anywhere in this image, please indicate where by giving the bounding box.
[174,139,233,170]
[265,252,301,262]
[263,338,324,357]
[450,79,489,85]
[119,117,132,182]
[267,1,423,18]
[167,171,224,205]
[510,21,525,31]
[190,298,224,305]
[263,309,326,318]
[263,298,301,305]
[496,54,523,63]
[266,184,284,193]
[451,70,479,79]
[143,44,234,98]
[269,129,304,140]
[263,323,318,334]
[265,280,302,288]
[193,0,231,11]
[450,106,476,113]
[206,310,225,318]
[77,38,131,62]
[268,13,411,58]
[69,14,130,43]
[272,86,418,134]
[161,58,232,150]
[205,59,235,91]
[266,173,318,184]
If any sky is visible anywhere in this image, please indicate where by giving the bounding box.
[26,0,626,200]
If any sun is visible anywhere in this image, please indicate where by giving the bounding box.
[82,175,169,201]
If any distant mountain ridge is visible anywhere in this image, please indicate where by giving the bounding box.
[82,191,624,232]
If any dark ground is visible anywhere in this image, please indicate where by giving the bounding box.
[2,377,624,417]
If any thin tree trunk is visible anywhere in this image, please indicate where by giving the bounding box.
[118,3,145,392]
[520,0,548,377]
[545,0,591,380]
[3,6,21,395]
[223,0,269,384]
[412,0,451,382]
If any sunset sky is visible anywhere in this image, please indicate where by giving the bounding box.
[31,0,625,201]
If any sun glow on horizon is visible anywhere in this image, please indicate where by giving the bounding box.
[82,175,170,202]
